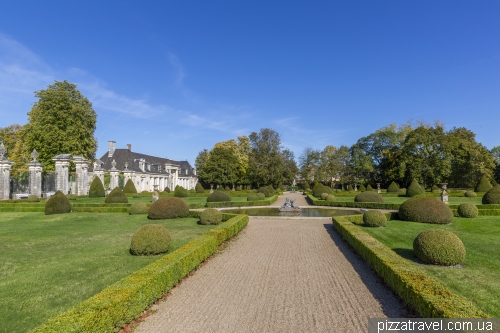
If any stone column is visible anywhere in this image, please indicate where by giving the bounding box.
[72,155,89,196]
[93,159,105,187]
[27,162,44,197]
[53,154,71,194]
[0,143,13,200]
[109,159,119,190]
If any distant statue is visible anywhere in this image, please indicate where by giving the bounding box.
[152,191,159,203]
[279,197,302,212]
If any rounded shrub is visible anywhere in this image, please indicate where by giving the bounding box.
[354,191,384,203]
[129,202,149,215]
[482,184,500,204]
[89,177,105,197]
[363,210,387,227]
[320,193,329,200]
[326,194,336,202]
[256,193,265,200]
[45,190,72,215]
[399,197,453,224]
[105,187,128,203]
[164,187,171,193]
[174,185,188,198]
[464,191,477,197]
[200,208,222,225]
[386,181,399,193]
[195,182,205,193]
[148,197,189,219]
[207,191,231,202]
[123,179,137,194]
[247,194,258,201]
[359,184,366,192]
[267,185,276,195]
[413,229,466,266]
[475,175,493,193]
[130,224,171,256]
[406,179,425,197]
[258,187,271,197]
[457,203,478,218]
[313,184,332,198]
[66,194,77,200]
[26,195,40,202]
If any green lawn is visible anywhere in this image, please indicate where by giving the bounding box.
[0,212,216,333]
[361,216,500,317]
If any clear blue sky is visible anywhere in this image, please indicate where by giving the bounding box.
[1,1,499,165]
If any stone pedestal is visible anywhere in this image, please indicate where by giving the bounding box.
[53,154,71,194]
[27,162,44,197]
[73,156,89,195]
[0,160,13,200]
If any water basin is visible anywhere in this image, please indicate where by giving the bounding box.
[223,207,362,217]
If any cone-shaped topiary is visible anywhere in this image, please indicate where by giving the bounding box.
[413,229,465,266]
[464,191,477,197]
[406,179,425,197]
[174,185,188,197]
[359,184,366,192]
[482,184,500,204]
[347,185,353,191]
[130,224,171,255]
[354,191,384,203]
[200,208,222,225]
[366,184,374,191]
[457,203,478,218]
[195,182,205,193]
[475,175,493,193]
[148,197,189,219]
[123,179,137,193]
[45,190,72,215]
[304,182,310,190]
[129,202,149,215]
[363,210,387,227]
[89,176,105,197]
[207,191,231,202]
[105,187,128,203]
[431,184,441,193]
[387,181,399,193]
[399,197,453,224]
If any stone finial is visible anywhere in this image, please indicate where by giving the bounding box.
[111,159,117,170]
[94,159,103,170]
[0,143,6,160]
[31,149,39,162]
[124,161,128,170]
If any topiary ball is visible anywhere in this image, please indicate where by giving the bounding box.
[148,197,189,219]
[26,195,40,202]
[105,187,129,203]
[313,184,332,197]
[363,210,387,227]
[387,181,399,193]
[457,203,478,218]
[45,190,72,215]
[399,197,453,224]
[130,224,171,255]
[475,175,493,193]
[200,208,222,225]
[129,202,149,215]
[464,191,477,197]
[326,194,335,202]
[482,184,500,204]
[207,191,231,202]
[320,193,329,200]
[164,187,171,193]
[174,185,188,197]
[413,229,466,266]
[354,191,384,203]
[247,194,258,201]
[256,193,265,200]
[258,187,271,197]
[406,179,425,197]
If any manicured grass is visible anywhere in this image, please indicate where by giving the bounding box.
[0,212,216,333]
[361,216,500,317]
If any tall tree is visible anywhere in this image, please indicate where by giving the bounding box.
[200,146,239,187]
[281,148,299,185]
[491,146,500,183]
[0,124,26,176]
[22,80,97,171]
[248,128,285,186]
[298,147,320,184]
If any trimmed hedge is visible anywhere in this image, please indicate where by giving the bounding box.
[326,194,335,202]
[247,194,258,201]
[307,194,400,210]
[332,215,488,318]
[413,229,466,266]
[26,195,40,202]
[358,184,366,191]
[313,184,332,198]
[45,190,72,215]
[195,182,205,193]
[363,210,386,227]
[207,191,231,202]
[354,191,384,203]
[256,193,265,200]
[200,208,222,225]
[129,202,149,215]
[399,197,453,224]
[29,214,249,333]
[105,187,128,204]
[130,224,171,255]
[464,191,477,197]
[89,177,105,198]
[173,185,188,198]
[482,184,500,204]
[406,179,424,197]
[457,203,478,218]
[206,194,278,208]
[148,197,189,219]
[123,179,137,194]
[475,175,493,193]
[387,181,400,193]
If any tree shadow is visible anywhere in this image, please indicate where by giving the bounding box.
[323,223,418,318]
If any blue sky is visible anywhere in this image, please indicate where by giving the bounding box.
[1,1,499,165]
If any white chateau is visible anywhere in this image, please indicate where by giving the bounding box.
[92,141,198,192]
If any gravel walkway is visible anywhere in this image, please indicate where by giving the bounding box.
[134,213,407,332]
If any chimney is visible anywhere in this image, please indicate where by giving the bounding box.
[127,144,132,151]
[108,141,116,157]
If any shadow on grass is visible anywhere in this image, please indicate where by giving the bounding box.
[323,223,417,318]
[392,248,416,261]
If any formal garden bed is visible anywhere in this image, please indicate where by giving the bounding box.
[0,211,247,333]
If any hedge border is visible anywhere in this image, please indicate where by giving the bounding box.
[29,213,249,333]
[332,215,488,318]
[205,194,278,208]
[306,194,401,210]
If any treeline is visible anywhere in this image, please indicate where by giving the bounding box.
[300,121,500,189]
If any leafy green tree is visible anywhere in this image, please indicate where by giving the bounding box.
[21,80,97,171]
[281,148,298,185]
[491,146,500,183]
[299,147,320,184]
[201,146,239,187]
[248,128,286,187]
[0,124,26,176]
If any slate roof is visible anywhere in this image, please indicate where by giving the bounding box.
[97,148,196,177]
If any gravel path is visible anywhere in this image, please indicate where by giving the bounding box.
[271,192,309,207]
[134,214,407,332]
